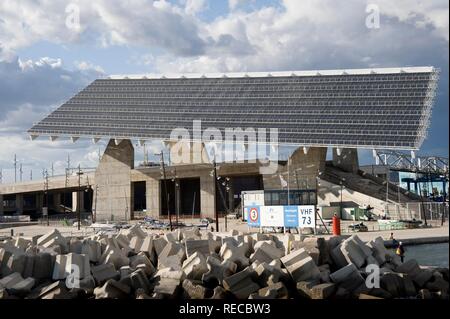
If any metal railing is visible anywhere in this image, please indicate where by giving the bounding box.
[385,202,449,226]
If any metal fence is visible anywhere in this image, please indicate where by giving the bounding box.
[385,202,449,226]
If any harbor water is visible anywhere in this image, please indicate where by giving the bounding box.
[404,242,449,268]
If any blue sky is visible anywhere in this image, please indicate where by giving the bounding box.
[0,0,448,183]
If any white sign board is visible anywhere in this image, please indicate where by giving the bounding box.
[245,205,316,229]
[298,205,315,228]
[260,206,284,227]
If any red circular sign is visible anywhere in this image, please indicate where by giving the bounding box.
[249,207,259,222]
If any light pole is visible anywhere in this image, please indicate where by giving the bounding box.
[44,170,49,226]
[156,151,173,231]
[339,178,345,219]
[76,164,83,230]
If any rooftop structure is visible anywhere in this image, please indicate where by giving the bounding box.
[28,66,439,150]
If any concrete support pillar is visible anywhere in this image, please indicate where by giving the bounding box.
[53,193,63,213]
[332,148,359,173]
[72,191,85,213]
[94,139,134,221]
[36,193,44,213]
[0,194,4,216]
[200,170,215,219]
[15,193,24,215]
[145,178,160,219]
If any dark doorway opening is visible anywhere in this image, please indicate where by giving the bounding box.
[179,178,200,216]
[216,175,263,214]
[133,181,146,211]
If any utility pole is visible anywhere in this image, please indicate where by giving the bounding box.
[213,160,220,232]
[19,164,23,182]
[30,169,33,181]
[76,164,83,230]
[157,152,172,231]
[44,170,49,226]
[0,169,3,184]
[14,154,17,183]
[51,163,54,177]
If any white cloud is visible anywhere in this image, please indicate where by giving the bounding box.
[184,0,208,15]
[75,61,105,74]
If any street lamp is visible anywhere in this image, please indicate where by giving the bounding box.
[339,178,345,219]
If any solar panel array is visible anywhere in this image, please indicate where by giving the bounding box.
[28,67,439,150]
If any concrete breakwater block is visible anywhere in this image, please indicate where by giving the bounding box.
[0,227,448,300]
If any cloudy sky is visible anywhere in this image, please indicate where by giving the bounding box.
[0,0,448,183]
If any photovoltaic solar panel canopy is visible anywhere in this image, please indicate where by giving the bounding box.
[28,66,439,150]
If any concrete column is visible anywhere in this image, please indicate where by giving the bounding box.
[332,148,359,173]
[145,178,160,219]
[72,191,85,213]
[36,193,44,213]
[15,193,24,215]
[200,170,215,219]
[94,139,134,221]
[53,193,63,213]
[0,194,4,216]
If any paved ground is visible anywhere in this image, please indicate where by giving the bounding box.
[0,218,448,243]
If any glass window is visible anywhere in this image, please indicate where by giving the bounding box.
[271,192,279,205]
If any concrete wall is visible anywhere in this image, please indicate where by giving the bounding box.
[94,139,134,221]
[263,147,327,190]
[332,148,359,173]
[318,178,387,216]
[200,171,215,219]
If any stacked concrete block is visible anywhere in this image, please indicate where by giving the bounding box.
[182,252,208,280]
[330,263,365,292]
[202,256,237,286]
[181,228,201,241]
[182,279,209,299]
[37,229,67,252]
[158,242,186,270]
[3,252,26,277]
[339,236,368,268]
[14,237,31,251]
[311,283,336,299]
[152,268,185,297]
[130,269,151,294]
[81,239,101,263]
[91,263,120,284]
[9,277,35,296]
[281,248,320,283]
[153,237,168,256]
[120,224,147,240]
[0,272,24,289]
[222,267,260,299]
[185,239,210,257]
[1,230,448,300]
[219,242,250,269]
[250,241,284,264]
[368,237,400,266]
[249,282,288,299]
[94,279,131,299]
[68,238,83,254]
[100,245,130,270]
[396,259,434,287]
[52,253,90,280]
[32,252,54,280]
